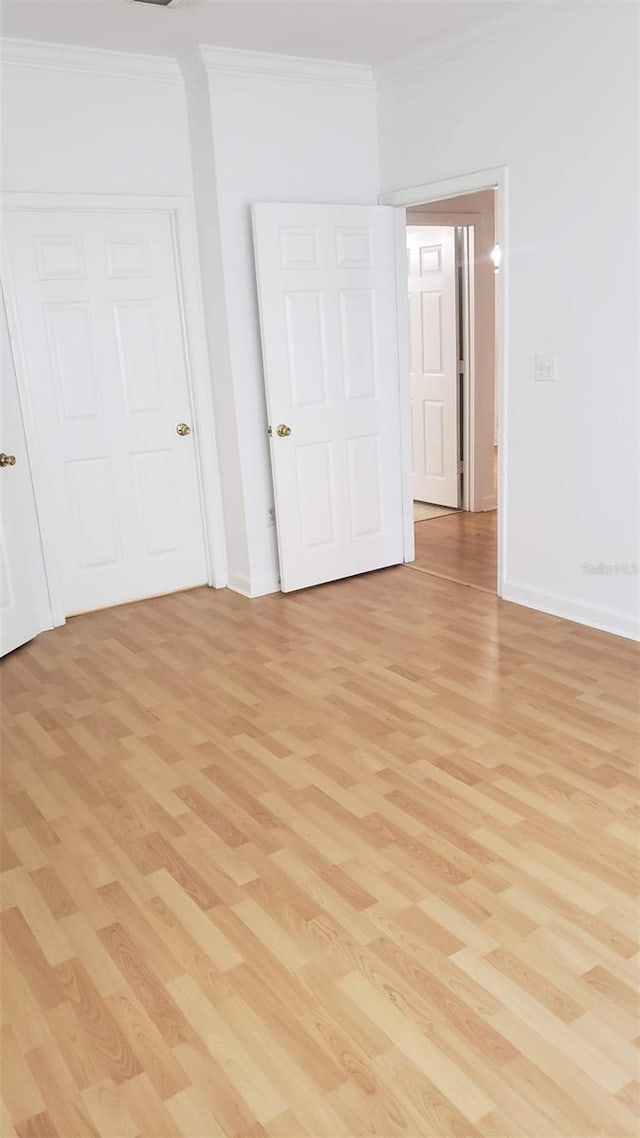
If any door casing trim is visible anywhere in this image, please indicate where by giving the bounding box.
[2,191,228,626]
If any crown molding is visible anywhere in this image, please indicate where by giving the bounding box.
[199,45,374,89]
[0,4,567,91]
[373,4,564,88]
[0,37,181,83]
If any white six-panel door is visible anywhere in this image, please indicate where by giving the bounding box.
[1,291,51,656]
[252,203,405,593]
[408,226,460,508]
[4,209,208,615]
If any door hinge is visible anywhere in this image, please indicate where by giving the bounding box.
[458,460,464,474]
[267,425,273,437]
[458,361,465,375]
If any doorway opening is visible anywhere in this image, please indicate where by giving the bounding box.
[404,189,498,593]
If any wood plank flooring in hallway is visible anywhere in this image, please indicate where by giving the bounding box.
[412,511,498,593]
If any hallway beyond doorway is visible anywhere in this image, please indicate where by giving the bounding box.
[413,501,457,522]
[409,510,497,592]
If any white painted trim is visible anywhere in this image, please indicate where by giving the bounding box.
[0,2,561,93]
[199,44,374,89]
[461,226,476,512]
[373,4,560,88]
[502,582,640,644]
[0,37,181,83]
[2,192,193,213]
[228,571,280,599]
[393,208,414,565]
[1,191,228,625]
[380,167,508,597]
[381,168,507,209]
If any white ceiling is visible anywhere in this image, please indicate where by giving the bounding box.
[0,0,541,66]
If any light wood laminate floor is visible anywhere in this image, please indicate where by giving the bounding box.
[412,511,498,593]
[1,570,639,1138]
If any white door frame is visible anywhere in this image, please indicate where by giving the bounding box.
[459,225,476,513]
[381,167,507,597]
[2,191,228,626]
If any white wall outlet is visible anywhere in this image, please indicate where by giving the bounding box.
[535,353,557,382]
[267,506,276,527]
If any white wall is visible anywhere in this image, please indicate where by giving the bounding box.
[378,2,640,638]
[203,54,379,595]
[1,48,193,195]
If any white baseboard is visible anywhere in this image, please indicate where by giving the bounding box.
[502,581,640,642]
[227,570,280,599]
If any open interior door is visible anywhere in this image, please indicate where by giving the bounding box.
[408,225,460,508]
[1,291,51,657]
[252,203,405,593]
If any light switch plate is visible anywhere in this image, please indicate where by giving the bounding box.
[535,353,557,382]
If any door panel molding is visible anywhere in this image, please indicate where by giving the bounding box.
[2,192,228,624]
[407,225,459,508]
[252,202,405,593]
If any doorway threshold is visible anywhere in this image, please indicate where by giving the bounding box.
[405,563,495,595]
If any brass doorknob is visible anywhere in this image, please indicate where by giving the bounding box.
[0,453,16,468]
[176,423,191,437]
[276,424,292,438]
